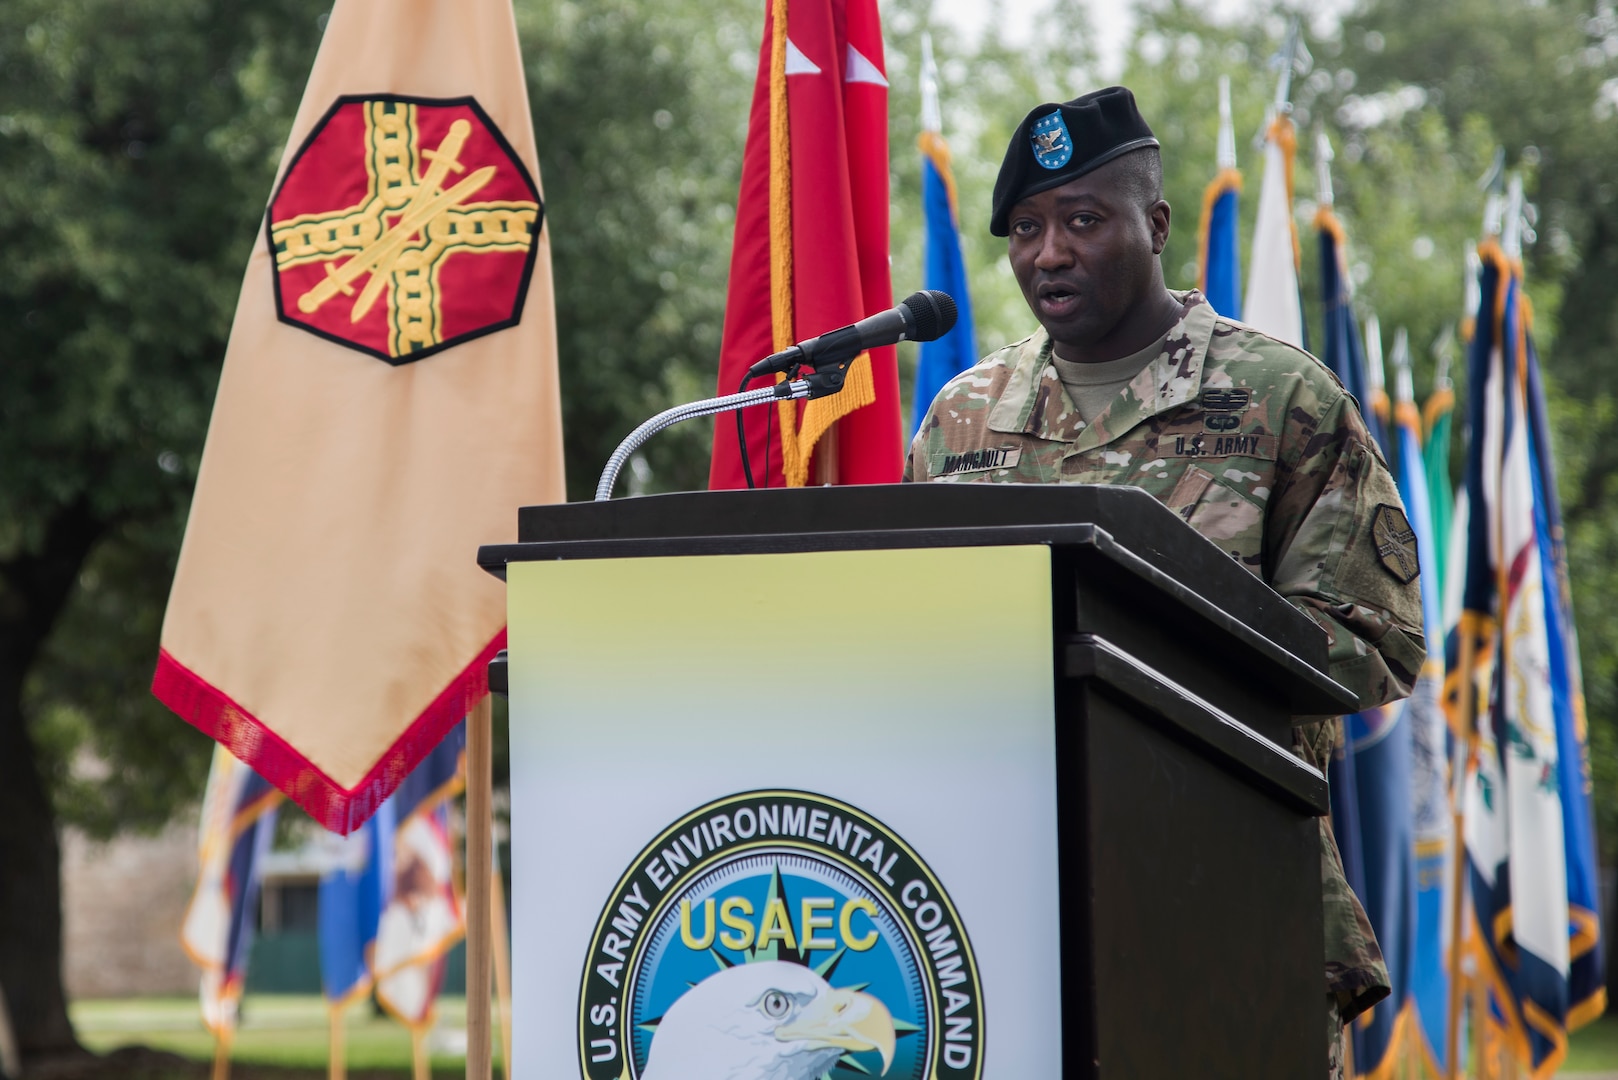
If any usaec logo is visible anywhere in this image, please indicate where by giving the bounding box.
[578,790,983,1080]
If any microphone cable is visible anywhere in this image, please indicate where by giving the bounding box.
[736,371,758,489]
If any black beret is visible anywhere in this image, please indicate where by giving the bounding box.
[989,86,1159,237]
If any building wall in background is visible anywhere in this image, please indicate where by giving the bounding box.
[61,824,478,999]
[61,825,198,998]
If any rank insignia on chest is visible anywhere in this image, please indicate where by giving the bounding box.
[267,95,543,365]
[936,447,1022,476]
[1200,387,1252,433]
[1371,504,1420,583]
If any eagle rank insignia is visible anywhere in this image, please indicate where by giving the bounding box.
[267,95,543,364]
[579,790,984,1080]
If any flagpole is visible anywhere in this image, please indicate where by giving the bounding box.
[212,1030,232,1080]
[412,1025,431,1080]
[1445,621,1476,1080]
[466,693,494,1080]
[491,856,514,1079]
[329,1004,346,1080]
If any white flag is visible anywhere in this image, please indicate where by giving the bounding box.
[1242,115,1304,347]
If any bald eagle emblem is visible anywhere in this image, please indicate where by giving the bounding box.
[579,790,983,1080]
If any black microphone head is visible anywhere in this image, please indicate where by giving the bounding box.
[900,289,958,342]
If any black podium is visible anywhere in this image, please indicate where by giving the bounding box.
[481,484,1355,1079]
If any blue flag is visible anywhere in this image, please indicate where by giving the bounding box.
[910,39,976,438]
[1198,173,1242,318]
[224,771,279,993]
[1316,210,1387,448]
[319,798,395,1008]
[1316,204,1414,1076]
[1198,73,1241,318]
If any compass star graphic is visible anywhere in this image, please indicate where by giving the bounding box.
[267,96,543,364]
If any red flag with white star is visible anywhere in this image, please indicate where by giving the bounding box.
[708,0,901,488]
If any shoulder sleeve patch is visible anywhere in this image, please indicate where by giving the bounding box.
[1371,504,1420,583]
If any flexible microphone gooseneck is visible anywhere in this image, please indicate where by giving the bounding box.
[734,290,959,487]
[596,290,958,500]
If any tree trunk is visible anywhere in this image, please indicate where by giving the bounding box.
[0,500,106,1063]
[0,668,77,1062]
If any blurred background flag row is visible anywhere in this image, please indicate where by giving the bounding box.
[1204,31,1612,1072]
[1311,139,1417,1078]
[183,722,488,1080]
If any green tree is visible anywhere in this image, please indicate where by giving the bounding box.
[0,0,329,1058]
[521,0,758,497]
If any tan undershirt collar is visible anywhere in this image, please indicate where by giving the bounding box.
[1049,333,1166,425]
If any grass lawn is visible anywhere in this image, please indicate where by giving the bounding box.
[71,994,502,1076]
[1566,1013,1618,1073]
[70,994,1618,1076]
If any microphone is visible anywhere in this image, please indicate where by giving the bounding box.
[747,290,958,378]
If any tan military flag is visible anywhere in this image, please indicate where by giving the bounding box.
[154,0,563,834]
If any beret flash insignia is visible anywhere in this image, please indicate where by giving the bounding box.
[1029,110,1073,170]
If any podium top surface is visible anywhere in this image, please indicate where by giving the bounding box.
[479,484,1357,714]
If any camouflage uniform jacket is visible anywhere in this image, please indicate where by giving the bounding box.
[905,289,1425,1021]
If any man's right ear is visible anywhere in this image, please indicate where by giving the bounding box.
[1149,200,1171,254]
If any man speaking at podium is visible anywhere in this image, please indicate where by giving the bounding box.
[904,87,1425,1077]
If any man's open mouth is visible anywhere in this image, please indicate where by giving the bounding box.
[1037,283,1079,313]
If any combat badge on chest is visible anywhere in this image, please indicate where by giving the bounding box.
[1166,387,1274,459]
[1201,388,1252,432]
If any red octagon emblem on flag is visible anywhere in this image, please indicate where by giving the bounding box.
[267,95,543,364]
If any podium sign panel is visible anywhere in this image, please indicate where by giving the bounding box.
[507,545,1063,1079]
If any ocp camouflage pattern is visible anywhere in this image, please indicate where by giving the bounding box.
[905,289,1423,1017]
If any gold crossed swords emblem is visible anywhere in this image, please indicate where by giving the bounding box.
[271,102,538,357]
